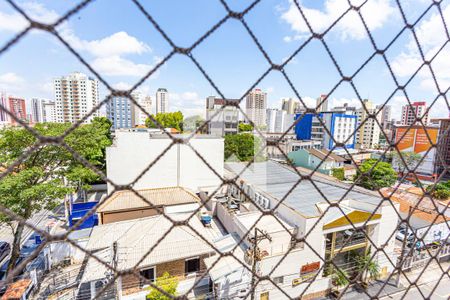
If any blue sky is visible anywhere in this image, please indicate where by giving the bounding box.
[0,0,449,120]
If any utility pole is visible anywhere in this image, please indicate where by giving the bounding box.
[396,206,413,287]
[249,227,272,300]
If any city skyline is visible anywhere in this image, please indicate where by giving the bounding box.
[0,1,448,120]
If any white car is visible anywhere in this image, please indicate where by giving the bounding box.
[396,228,414,241]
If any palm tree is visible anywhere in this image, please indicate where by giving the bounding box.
[326,265,350,298]
[356,252,380,284]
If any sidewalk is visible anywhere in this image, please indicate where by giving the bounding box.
[337,278,404,300]
[319,260,450,300]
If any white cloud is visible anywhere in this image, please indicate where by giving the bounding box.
[0,2,154,78]
[0,73,25,93]
[0,11,27,32]
[91,56,151,77]
[281,0,395,41]
[112,82,133,90]
[391,4,450,91]
[63,30,151,58]
[0,72,24,85]
[170,91,204,117]
[388,95,449,120]
[0,2,60,32]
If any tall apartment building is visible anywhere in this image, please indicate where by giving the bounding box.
[266,108,295,133]
[266,109,286,133]
[401,101,429,125]
[31,98,56,123]
[106,96,136,130]
[155,88,168,114]
[434,118,450,180]
[7,96,27,125]
[316,94,328,112]
[376,104,391,130]
[138,95,152,125]
[0,94,28,125]
[332,103,357,115]
[295,112,357,149]
[54,72,99,124]
[245,88,267,128]
[0,93,9,125]
[205,96,239,136]
[356,99,381,149]
[281,98,302,114]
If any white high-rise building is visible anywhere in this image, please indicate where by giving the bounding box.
[138,95,152,125]
[245,88,267,128]
[316,94,328,112]
[31,98,43,123]
[266,108,277,133]
[356,99,381,149]
[156,88,168,114]
[281,98,302,114]
[43,101,56,123]
[54,72,99,124]
[31,98,56,123]
[205,96,239,136]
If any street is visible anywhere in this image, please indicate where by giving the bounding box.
[0,210,53,265]
[380,276,450,299]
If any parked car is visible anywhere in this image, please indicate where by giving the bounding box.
[396,228,414,241]
[0,242,10,263]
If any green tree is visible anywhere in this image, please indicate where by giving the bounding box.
[325,265,349,291]
[331,168,345,181]
[0,121,112,274]
[146,272,178,300]
[145,112,184,132]
[356,159,397,190]
[427,180,450,199]
[224,133,262,161]
[238,122,253,132]
[356,252,380,283]
[183,115,205,133]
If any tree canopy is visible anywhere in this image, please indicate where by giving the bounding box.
[391,151,422,174]
[224,133,262,161]
[238,122,253,132]
[331,168,345,181]
[146,272,178,300]
[145,112,184,132]
[0,117,112,273]
[355,159,397,190]
[427,180,450,199]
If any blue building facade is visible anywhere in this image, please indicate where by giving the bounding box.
[295,112,357,150]
[106,96,134,130]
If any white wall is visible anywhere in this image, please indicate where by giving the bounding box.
[106,131,224,193]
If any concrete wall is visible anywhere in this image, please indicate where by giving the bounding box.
[257,250,330,299]
[106,131,224,193]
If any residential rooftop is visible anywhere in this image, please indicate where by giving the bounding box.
[85,214,214,271]
[225,161,383,218]
[97,186,199,213]
[305,148,346,162]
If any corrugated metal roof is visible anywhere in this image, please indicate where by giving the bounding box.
[85,214,214,270]
[225,161,383,218]
[97,187,199,213]
[306,148,346,162]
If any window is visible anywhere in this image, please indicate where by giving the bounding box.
[185,257,200,273]
[140,267,155,286]
[273,276,284,284]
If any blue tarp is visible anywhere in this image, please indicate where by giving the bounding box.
[69,201,98,230]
